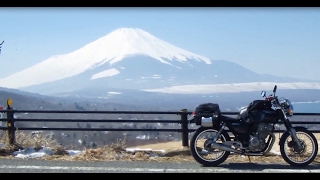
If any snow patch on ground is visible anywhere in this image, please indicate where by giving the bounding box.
[1,143,283,159]
[8,145,167,159]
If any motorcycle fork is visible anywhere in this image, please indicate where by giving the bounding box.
[281,110,303,151]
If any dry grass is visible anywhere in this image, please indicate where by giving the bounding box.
[1,131,320,165]
[122,133,320,164]
[40,137,288,163]
[0,131,67,157]
[41,143,291,164]
[42,138,195,162]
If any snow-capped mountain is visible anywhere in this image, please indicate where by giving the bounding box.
[0,27,316,95]
[0,28,210,89]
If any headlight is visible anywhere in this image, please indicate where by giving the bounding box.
[280,98,293,116]
[286,104,294,116]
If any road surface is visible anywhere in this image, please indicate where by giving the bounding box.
[0,158,320,173]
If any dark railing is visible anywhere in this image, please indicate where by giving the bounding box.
[1,104,320,147]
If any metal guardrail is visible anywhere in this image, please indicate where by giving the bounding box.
[1,106,320,147]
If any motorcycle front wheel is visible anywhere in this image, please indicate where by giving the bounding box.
[190,127,231,167]
[279,128,318,167]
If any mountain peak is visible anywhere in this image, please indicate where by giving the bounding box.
[94,27,211,65]
[110,27,145,34]
[0,27,211,89]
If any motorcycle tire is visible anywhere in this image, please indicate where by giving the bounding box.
[279,128,318,167]
[190,127,231,167]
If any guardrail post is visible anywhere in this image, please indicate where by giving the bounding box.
[180,109,188,147]
[6,100,15,145]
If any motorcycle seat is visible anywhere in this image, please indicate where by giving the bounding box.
[219,115,239,123]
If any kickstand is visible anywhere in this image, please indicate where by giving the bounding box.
[247,156,252,163]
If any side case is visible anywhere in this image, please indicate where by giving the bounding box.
[194,103,221,125]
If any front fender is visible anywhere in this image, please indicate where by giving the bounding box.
[279,126,308,145]
[188,116,196,124]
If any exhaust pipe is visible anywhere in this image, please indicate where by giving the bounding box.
[211,142,242,153]
[262,133,276,155]
[211,135,276,156]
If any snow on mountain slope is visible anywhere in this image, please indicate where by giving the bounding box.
[0,28,211,89]
[91,68,120,80]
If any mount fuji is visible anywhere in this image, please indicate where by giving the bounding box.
[0,27,318,96]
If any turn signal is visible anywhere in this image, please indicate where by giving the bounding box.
[287,109,293,116]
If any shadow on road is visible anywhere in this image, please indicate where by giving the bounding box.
[200,161,320,171]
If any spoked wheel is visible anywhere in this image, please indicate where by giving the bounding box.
[190,127,231,167]
[279,128,318,167]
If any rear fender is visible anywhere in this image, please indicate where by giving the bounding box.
[188,115,196,124]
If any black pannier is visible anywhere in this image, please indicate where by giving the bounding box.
[194,103,221,125]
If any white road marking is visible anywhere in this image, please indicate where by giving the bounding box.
[0,165,317,173]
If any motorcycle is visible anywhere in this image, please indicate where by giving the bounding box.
[188,85,318,167]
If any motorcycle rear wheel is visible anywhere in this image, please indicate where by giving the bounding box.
[190,127,231,167]
[279,128,318,167]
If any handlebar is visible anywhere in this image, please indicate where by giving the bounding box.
[265,95,280,107]
[273,85,277,93]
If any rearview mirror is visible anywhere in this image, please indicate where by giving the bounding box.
[261,90,266,97]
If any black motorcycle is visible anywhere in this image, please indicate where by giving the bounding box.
[189,85,318,167]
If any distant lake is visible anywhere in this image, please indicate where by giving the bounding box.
[292,102,320,113]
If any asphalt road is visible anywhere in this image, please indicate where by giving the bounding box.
[1,158,320,173]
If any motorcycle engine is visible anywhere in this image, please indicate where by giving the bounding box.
[248,123,273,151]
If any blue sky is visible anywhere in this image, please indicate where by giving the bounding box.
[0,7,320,80]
